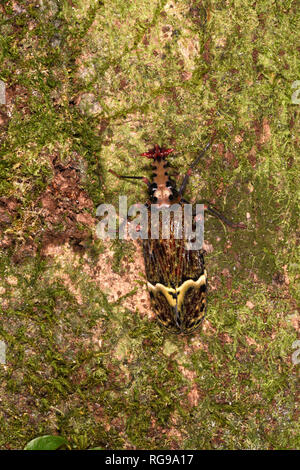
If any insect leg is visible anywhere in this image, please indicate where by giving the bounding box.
[108,170,150,237]
[199,199,246,229]
[109,169,150,188]
[182,198,245,228]
[179,142,211,197]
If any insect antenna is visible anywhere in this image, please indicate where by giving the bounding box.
[179,142,211,197]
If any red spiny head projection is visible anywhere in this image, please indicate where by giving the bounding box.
[141,144,174,160]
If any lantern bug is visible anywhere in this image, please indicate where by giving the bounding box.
[109,143,245,334]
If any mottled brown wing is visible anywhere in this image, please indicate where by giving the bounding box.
[179,279,207,333]
[147,289,180,334]
[143,238,206,286]
[142,212,207,334]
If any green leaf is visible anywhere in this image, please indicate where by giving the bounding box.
[24,435,68,450]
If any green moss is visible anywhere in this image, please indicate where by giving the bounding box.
[0,0,299,451]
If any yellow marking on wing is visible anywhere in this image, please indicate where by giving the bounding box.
[147,270,207,312]
[176,271,207,311]
[147,282,177,307]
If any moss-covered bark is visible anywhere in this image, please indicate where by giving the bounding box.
[0,0,299,449]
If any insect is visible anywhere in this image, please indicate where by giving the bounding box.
[109,143,245,334]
